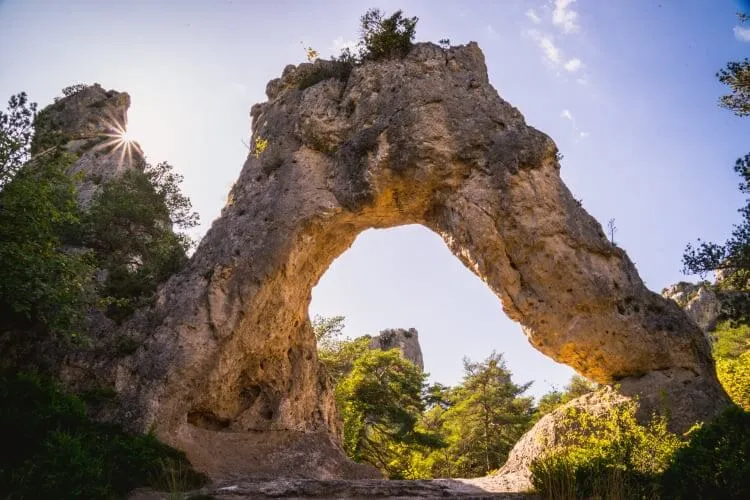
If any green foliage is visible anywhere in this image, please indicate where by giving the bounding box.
[315,316,372,384]
[684,45,750,287]
[0,372,207,498]
[337,349,442,478]
[530,401,683,499]
[294,9,418,92]
[535,375,598,419]
[683,154,750,289]
[661,406,750,499]
[61,84,90,98]
[712,321,750,410]
[717,353,750,411]
[718,58,750,117]
[713,320,750,359]
[85,161,198,320]
[1,89,198,334]
[358,8,418,61]
[313,314,346,346]
[315,317,536,480]
[0,151,95,337]
[30,104,70,157]
[0,92,37,187]
[420,352,534,478]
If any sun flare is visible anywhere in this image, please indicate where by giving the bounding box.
[119,130,132,143]
[91,119,142,169]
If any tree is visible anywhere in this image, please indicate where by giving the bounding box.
[357,8,418,61]
[683,33,750,287]
[313,316,373,384]
[427,352,534,477]
[312,314,346,346]
[683,153,750,288]
[0,150,94,337]
[718,59,750,117]
[607,218,617,245]
[0,92,37,187]
[85,161,199,320]
[337,349,442,478]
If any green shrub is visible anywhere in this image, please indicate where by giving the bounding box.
[529,401,683,499]
[712,321,750,410]
[0,372,207,498]
[294,8,418,92]
[661,406,750,499]
[358,9,418,61]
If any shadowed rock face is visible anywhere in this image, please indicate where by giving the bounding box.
[104,42,727,479]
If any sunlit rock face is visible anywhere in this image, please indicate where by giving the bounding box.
[105,42,728,480]
[369,328,424,370]
[32,83,144,206]
[662,281,750,335]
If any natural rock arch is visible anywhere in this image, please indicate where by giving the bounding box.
[108,43,727,478]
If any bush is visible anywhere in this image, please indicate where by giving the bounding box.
[717,352,750,410]
[358,9,418,61]
[0,372,207,498]
[661,406,750,499]
[529,401,683,499]
[712,321,750,410]
[292,9,418,92]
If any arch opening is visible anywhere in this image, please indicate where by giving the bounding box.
[309,224,574,398]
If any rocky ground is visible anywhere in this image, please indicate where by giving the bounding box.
[130,478,537,499]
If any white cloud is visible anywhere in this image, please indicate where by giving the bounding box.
[539,37,561,64]
[734,25,750,42]
[553,0,580,34]
[526,8,541,24]
[564,58,582,72]
[561,109,574,121]
[526,30,562,65]
[576,76,589,85]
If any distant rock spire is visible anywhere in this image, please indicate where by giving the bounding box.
[368,328,424,370]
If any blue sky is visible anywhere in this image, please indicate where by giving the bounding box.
[1,0,749,397]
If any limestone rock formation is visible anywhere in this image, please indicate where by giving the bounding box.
[368,328,424,370]
[49,43,729,481]
[662,282,722,333]
[33,83,144,205]
[662,281,750,335]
